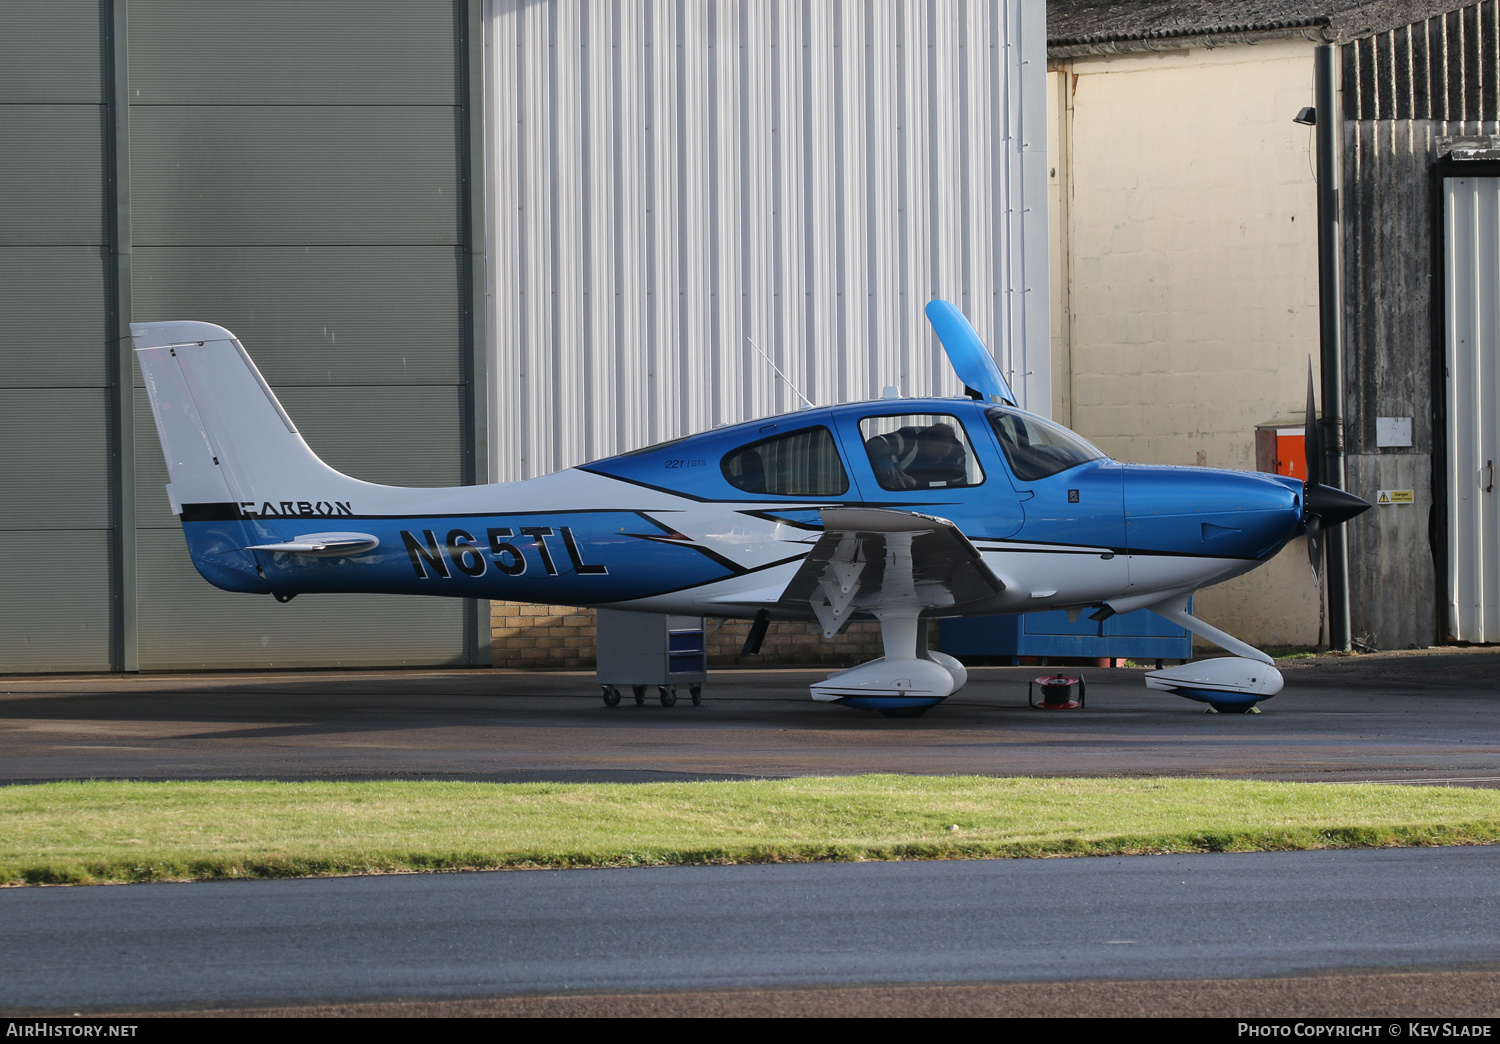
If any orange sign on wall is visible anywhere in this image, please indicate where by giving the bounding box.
[1274,430,1306,480]
[1255,426,1308,480]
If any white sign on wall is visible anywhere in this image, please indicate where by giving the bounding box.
[1376,417,1413,448]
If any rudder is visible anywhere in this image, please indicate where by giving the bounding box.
[133,321,368,517]
[133,321,378,594]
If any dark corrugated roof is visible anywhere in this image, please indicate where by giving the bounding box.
[1048,1,1468,48]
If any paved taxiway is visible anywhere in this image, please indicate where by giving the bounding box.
[2,647,1498,784]
[4,848,1499,1016]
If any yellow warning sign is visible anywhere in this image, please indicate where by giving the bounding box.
[1376,489,1414,505]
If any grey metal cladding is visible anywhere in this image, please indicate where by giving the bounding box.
[128,0,457,106]
[0,247,109,387]
[132,394,179,532]
[0,530,113,671]
[0,0,102,103]
[136,530,467,670]
[132,246,463,386]
[275,386,465,489]
[1343,0,1500,120]
[0,106,104,245]
[488,0,1048,478]
[1347,451,1434,647]
[1342,120,1438,459]
[130,107,460,246]
[0,389,112,529]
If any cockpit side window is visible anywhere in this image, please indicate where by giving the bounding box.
[858,413,985,491]
[721,426,849,496]
[986,407,1107,481]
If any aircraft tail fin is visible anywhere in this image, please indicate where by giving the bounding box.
[132,321,368,520]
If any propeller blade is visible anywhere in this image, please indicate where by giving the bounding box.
[1306,512,1324,584]
[1300,360,1370,586]
[1305,363,1323,489]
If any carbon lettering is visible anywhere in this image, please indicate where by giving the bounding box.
[401,529,450,579]
[231,500,353,519]
[446,529,486,577]
[560,526,608,575]
[519,526,559,575]
[487,528,526,575]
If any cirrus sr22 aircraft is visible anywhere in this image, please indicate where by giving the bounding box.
[132,301,1368,718]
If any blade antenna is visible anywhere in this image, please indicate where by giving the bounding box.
[747,337,815,410]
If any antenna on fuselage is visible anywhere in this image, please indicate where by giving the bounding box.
[747,337,815,410]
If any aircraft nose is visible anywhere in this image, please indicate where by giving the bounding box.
[1300,480,1371,580]
[1123,466,1305,561]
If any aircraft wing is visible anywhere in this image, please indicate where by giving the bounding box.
[776,507,1004,636]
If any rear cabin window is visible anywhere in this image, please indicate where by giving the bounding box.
[721,426,849,496]
[986,407,1107,481]
[859,413,984,491]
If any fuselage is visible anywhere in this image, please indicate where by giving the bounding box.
[175,397,1305,620]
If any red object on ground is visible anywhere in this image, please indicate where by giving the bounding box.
[1029,674,1084,710]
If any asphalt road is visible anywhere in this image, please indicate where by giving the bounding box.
[2,647,1498,784]
[3,848,1498,1016]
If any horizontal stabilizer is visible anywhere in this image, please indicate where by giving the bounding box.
[245,532,380,557]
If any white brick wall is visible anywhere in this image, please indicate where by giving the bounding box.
[1049,40,1325,647]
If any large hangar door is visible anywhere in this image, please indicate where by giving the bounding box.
[127,0,485,669]
[0,1,487,674]
[0,1,116,672]
[1444,175,1500,642]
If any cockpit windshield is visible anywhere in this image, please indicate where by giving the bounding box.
[986,407,1107,481]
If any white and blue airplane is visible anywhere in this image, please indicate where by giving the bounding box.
[131,301,1368,717]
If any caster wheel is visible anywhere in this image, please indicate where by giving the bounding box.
[633,685,647,705]
[659,685,677,707]
[601,686,620,707]
[689,684,702,706]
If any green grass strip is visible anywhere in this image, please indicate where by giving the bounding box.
[2,775,1498,886]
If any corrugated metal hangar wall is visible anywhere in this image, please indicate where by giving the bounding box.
[0,0,1046,674]
[1339,1,1500,649]
[485,0,1049,480]
[0,0,488,672]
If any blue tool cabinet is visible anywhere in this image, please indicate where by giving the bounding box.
[938,603,1193,665]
